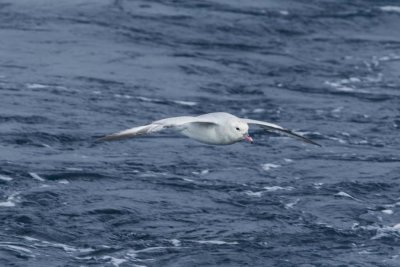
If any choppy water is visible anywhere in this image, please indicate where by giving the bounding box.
[1,0,400,266]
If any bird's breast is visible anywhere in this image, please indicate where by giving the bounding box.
[180,124,237,145]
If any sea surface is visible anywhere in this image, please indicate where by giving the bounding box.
[1,0,400,266]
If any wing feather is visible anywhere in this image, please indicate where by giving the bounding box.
[97,116,217,142]
[97,124,161,141]
[242,118,321,147]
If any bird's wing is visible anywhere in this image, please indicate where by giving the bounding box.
[242,118,321,147]
[97,116,217,141]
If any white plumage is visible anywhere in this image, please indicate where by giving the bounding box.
[98,112,320,146]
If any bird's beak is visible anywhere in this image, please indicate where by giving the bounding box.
[243,134,253,143]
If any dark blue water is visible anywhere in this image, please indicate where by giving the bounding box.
[1,0,400,266]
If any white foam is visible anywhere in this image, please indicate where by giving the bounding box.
[196,240,238,245]
[261,163,281,171]
[125,246,169,263]
[0,244,33,254]
[200,169,209,175]
[285,198,300,209]
[139,171,167,178]
[40,143,52,148]
[379,54,400,62]
[75,256,92,260]
[136,96,154,102]
[380,6,400,13]
[58,179,70,184]
[332,106,343,113]
[283,158,293,163]
[279,10,289,16]
[324,81,358,92]
[335,191,352,198]
[173,100,197,106]
[26,83,49,89]
[313,182,323,189]
[23,236,94,253]
[335,191,359,201]
[371,224,400,240]
[340,77,361,84]
[328,137,346,144]
[252,108,265,113]
[0,200,15,207]
[135,96,197,107]
[245,191,263,197]
[0,175,13,181]
[114,94,132,99]
[393,223,400,229]
[65,167,83,171]
[46,242,77,252]
[382,209,393,215]
[102,256,127,267]
[134,246,168,253]
[324,81,341,87]
[29,172,45,182]
[0,192,19,207]
[23,236,39,242]
[192,169,209,175]
[356,140,368,145]
[263,186,293,192]
[170,239,181,247]
[125,246,170,262]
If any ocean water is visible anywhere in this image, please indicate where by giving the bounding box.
[1,0,400,266]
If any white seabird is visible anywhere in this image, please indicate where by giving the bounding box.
[98,112,320,146]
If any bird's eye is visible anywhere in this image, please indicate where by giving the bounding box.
[236,127,240,131]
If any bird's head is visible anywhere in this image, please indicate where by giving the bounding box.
[231,120,253,143]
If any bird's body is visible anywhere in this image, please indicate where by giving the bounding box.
[178,113,247,145]
[98,112,320,147]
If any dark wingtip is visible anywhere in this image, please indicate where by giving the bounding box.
[308,139,322,147]
[295,134,322,147]
[96,135,120,142]
[95,132,138,142]
[95,135,119,142]
[282,129,322,147]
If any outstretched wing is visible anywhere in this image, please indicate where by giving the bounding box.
[242,118,321,147]
[97,116,217,141]
[97,124,165,141]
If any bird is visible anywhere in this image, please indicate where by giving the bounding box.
[98,112,321,146]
